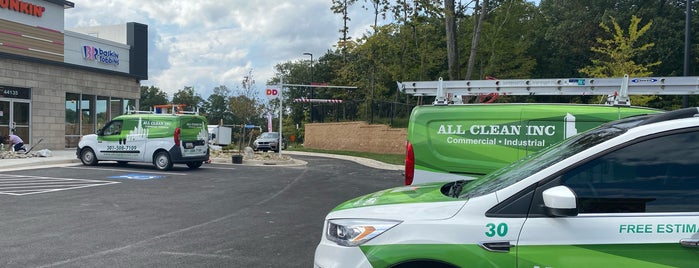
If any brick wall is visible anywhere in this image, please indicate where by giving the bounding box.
[304,122,407,154]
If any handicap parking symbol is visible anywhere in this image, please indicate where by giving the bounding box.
[108,174,163,180]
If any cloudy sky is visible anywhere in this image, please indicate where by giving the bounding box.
[64,0,383,99]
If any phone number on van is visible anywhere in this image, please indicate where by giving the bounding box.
[107,145,137,151]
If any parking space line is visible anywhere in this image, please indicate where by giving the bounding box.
[63,166,189,176]
[0,174,120,196]
[201,166,237,170]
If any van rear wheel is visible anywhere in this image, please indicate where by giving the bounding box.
[186,161,203,169]
[154,152,173,170]
[80,148,98,166]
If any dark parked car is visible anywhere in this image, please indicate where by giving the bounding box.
[253,132,287,152]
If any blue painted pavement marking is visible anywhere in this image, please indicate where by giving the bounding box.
[108,174,164,180]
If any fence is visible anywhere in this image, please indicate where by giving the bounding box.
[302,99,415,128]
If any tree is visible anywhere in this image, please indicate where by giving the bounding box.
[579,15,660,78]
[227,70,268,149]
[532,0,614,78]
[445,0,459,79]
[580,15,661,107]
[172,86,205,112]
[331,0,358,60]
[273,59,315,126]
[202,85,232,125]
[478,0,536,79]
[139,86,169,110]
[465,0,489,80]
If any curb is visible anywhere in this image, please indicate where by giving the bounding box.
[0,151,402,171]
[282,151,403,171]
[208,157,307,167]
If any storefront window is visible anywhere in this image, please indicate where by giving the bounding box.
[110,98,123,118]
[0,101,9,139]
[12,102,29,125]
[0,101,9,126]
[65,93,80,147]
[96,96,108,130]
[12,102,30,142]
[81,94,95,135]
[125,99,136,113]
[65,94,138,148]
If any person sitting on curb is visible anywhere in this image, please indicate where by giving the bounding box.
[8,133,26,152]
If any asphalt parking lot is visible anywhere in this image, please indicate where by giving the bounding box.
[0,155,403,267]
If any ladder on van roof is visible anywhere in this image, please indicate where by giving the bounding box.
[127,104,201,115]
[397,75,699,106]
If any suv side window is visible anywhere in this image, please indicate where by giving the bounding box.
[560,130,699,213]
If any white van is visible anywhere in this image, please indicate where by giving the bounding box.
[77,112,209,170]
[314,107,699,268]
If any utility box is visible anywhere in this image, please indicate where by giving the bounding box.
[208,125,232,145]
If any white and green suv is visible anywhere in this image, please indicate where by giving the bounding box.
[314,107,699,268]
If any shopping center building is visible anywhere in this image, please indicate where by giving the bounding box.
[1,0,147,150]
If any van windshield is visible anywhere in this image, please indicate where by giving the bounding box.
[458,116,649,199]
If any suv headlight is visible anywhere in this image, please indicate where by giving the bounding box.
[326,219,401,247]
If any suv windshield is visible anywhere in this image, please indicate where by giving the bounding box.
[259,132,278,139]
[458,115,651,199]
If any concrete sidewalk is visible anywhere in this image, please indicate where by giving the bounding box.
[0,149,80,171]
[0,149,403,171]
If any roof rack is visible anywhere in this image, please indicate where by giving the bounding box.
[127,104,200,115]
[397,75,699,106]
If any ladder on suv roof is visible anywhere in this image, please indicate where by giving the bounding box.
[397,75,699,106]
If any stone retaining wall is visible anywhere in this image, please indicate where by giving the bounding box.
[303,122,407,154]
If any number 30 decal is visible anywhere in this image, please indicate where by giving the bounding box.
[485,223,508,237]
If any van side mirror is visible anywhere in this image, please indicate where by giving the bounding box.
[96,129,103,136]
[542,186,578,217]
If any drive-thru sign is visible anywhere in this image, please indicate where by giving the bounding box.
[266,87,280,99]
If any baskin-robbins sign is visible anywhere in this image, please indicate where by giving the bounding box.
[82,45,119,66]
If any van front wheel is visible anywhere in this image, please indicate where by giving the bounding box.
[186,161,203,169]
[154,152,173,170]
[80,148,98,166]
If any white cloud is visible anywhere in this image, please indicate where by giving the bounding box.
[65,0,382,99]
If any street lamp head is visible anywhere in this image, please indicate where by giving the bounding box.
[303,52,313,62]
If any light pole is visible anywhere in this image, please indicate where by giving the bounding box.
[683,0,691,108]
[303,52,314,121]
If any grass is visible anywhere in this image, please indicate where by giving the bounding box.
[286,145,405,165]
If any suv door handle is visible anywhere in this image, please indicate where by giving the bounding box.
[680,238,699,248]
[479,241,514,253]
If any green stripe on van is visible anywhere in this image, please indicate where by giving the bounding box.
[359,243,695,268]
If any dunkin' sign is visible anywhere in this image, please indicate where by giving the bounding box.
[0,0,45,17]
